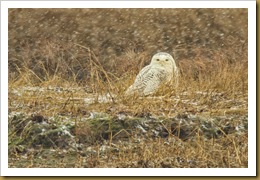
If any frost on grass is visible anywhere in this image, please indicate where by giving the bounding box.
[8,108,248,168]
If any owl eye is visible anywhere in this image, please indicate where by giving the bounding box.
[156,59,160,61]
[165,59,169,61]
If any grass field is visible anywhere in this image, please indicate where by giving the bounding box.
[8,8,248,168]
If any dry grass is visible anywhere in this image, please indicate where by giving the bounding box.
[9,48,247,116]
[8,8,248,168]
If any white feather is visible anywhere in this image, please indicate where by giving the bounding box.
[125,52,179,96]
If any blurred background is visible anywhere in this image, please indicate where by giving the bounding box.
[8,8,248,84]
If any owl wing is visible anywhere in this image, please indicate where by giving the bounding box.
[128,65,167,96]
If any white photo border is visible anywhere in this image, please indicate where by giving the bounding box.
[1,0,256,176]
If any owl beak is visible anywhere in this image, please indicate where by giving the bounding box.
[159,61,166,65]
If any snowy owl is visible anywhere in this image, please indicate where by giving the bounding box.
[125,52,178,96]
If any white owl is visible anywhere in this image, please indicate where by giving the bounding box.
[125,52,179,96]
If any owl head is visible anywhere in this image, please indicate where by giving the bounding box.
[150,52,176,69]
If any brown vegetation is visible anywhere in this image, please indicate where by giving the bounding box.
[8,8,248,168]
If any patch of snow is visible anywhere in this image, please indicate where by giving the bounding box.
[135,124,147,133]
